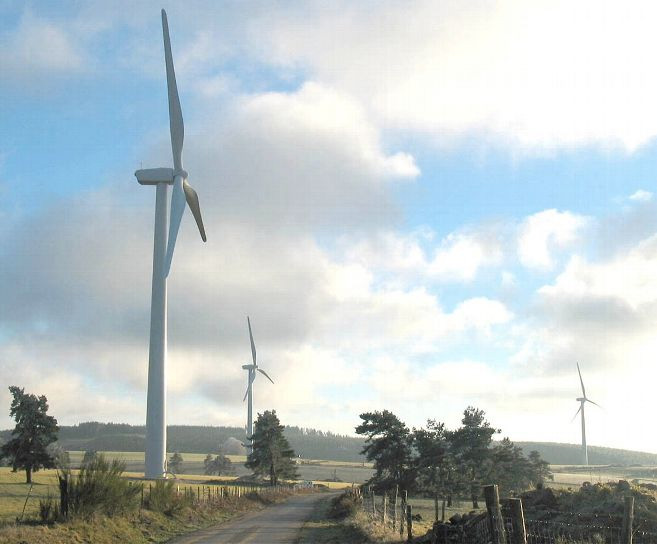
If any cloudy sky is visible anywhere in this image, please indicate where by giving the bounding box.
[2,0,657,453]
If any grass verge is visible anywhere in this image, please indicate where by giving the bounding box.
[0,488,294,543]
[297,492,402,544]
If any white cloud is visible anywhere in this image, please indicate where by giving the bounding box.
[0,11,87,86]
[249,0,657,152]
[629,189,653,202]
[518,209,588,270]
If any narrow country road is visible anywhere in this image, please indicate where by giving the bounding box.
[168,491,337,544]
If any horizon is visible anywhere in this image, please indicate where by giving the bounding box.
[2,1,657,455]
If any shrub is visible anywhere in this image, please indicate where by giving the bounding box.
[144,479,191,516]
[329,491,361,519]
[60,454,141,519]
[38,494,58,523]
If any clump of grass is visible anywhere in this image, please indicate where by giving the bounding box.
[144,479,191,516]
[60,454,141,519]
[38,494,58,523]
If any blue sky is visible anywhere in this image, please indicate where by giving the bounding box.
[2,0,657,454]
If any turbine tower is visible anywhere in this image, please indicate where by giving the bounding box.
[242,317,274,455]
[135,9,207,479]
[572,363,600,466]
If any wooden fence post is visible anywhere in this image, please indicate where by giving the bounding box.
[508,498,527,544]
[393,485,398,531]
[400,490,407,537]
[406,504,413,542]
[434,493,439,522]
[371,491,376,518]
[484,485,506,544]
[622,495,634,544]
[441,499,446,522]
[383,493,388,525]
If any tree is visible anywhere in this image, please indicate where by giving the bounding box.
[82,449,97,466]
[204,453,234,475]
[413,419,451,516]
[355,410,414,493]
[168,452,183,474]
[245,410,298,485]
[1,386,58,483]
[448,406,500,508]
[528,450,553,488]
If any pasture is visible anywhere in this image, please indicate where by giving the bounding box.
[67,451,375,484]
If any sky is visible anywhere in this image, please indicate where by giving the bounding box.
[1,0,657,453]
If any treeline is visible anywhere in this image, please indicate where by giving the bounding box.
[356,407,552,506]
[516,441,657,466]
[7,421,367,462]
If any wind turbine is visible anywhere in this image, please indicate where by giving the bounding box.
[572,363,600,466]
[135,9,207,479]
[242,317,274,455]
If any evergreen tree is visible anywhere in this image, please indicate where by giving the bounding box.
[355,410,414,493]
[1,386,58,483]
[246,410,298,485]
[413,419,451,510]
[449,406,500,508]
[528,450,553,487]
[168,452,183,474]
[204,453,233,475]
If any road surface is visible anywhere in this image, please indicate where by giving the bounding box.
[168,491,336,544]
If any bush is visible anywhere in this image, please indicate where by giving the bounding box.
[60,454,141,519]
[329,491,361,519]
[144,479,191,516]
[38,494,58,523]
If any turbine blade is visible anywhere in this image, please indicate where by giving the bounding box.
[161,9,184,172]
[242,386,249,402]
[586,399,602,408]
[183,179,207,242]
[257,368,274,384]
[247,316,257,366]
[164,176,186,277]
[571,405,582,422]
[577,363,586,398]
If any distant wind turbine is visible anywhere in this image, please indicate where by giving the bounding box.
[242,317,274,455]
[572,363,600,466]
[134,9,207,479]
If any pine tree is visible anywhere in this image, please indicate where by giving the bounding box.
[1,386,58,483]
[245,410,298,486]
[355,410,414,493]
[168,452,184,474]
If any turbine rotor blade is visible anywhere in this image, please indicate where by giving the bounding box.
[571,405,582,422]
[577,363,586,398]
[242,386,249,402]
[247,316,257,366]
[586,399,602,408]
[164,175,186,277]
[161,9,184,172]
[183,179,207,241]
[257,368,274,384]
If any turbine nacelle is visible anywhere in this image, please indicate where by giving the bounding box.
[135,168,189,185]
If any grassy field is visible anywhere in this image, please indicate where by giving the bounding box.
[67,451,374,485]
[548,464,657,489]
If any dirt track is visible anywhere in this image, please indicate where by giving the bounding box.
[168,492,336,544]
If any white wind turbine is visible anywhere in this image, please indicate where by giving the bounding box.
[135,9,207,479]
[572,363,600,466]
[242,317,274,455]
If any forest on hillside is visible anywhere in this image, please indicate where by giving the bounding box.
[1,422,656,465]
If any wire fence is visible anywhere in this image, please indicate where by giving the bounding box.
[359,485,657,544]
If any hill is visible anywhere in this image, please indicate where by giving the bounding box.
[517,441,657,466]
[2,423,656,466]
[0,421,367,462]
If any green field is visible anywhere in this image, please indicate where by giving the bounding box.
[66,451,375,485]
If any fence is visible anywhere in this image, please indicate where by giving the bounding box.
[134,481,289,509]
[361,485,657,544]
